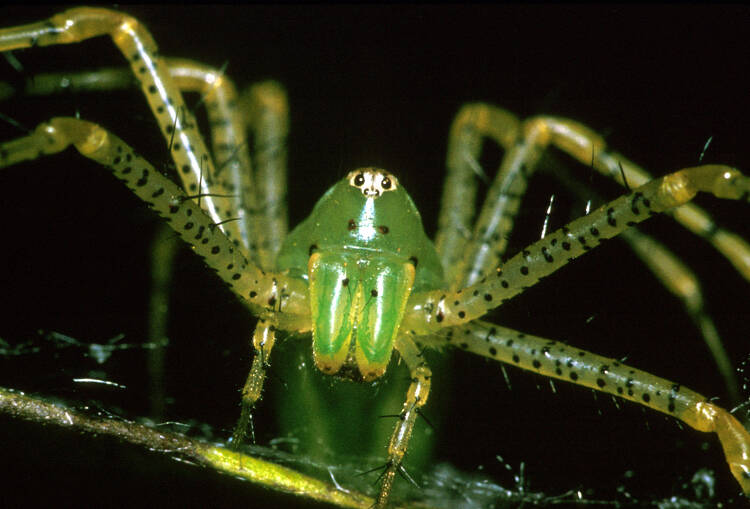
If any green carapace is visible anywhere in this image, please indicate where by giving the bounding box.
[277,168,444,381]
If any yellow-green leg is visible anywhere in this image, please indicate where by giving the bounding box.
[437,103,520,287]
[231,316,277,447]
[519,115,750,282]
[0,117,310,324]
[0,58,290,269]
[0,62,292,417]
[0,8,244,249]
[441,105,743,400]
[433,320,750,494]
[405,164,750,332]
[238,81,289,267]
[377,334,432,508]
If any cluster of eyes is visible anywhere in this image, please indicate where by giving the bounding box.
[349,170,397,197]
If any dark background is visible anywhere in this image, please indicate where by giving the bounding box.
[1,5,749,507]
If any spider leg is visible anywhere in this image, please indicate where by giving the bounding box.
[147,224,181,420]
[620,228,739,402]
[237,81,289,268]
[520,115,750,283]
[436,103,520,287]
[0,61,290,270]
[150,62,289,269]
[377,334,431,508]
[432,320,750,495]
[552,163,741,402]
[440,105,742,400]
[231,316,277,447]
[5,63,291,418]
[0,8,247,252]
[405,164,750,332]
[0,117,310,326]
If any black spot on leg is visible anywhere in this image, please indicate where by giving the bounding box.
[409,256,418,268]
[606,207,617,227]
[371,289,378,297]
[136,169,149,187]
[541,246,554,263]
[631,192,646,215]
[347,219,356,231]
[520,266,529,275]
[309,244,318,256]
[378,225,389,234]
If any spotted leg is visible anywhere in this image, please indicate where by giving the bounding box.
[376,335,431,508]
[0,8,246,250]
[405,164,750,333]
[0,117,310,325]
[431,320,750,494]
[518,115,750,283]
[0,57,290,269]
[0,62,292,411]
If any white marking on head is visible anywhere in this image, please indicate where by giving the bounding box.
[347,168,398,198]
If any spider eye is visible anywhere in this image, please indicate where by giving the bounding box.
[354,173,365,186]
[381,177,391,189]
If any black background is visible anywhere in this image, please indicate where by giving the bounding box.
[1,5,749,508]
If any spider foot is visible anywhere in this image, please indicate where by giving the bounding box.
[229,401,256,450]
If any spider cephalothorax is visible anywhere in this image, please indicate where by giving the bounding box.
[276,167,443,381]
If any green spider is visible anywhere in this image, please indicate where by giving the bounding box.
[2,7,750,507]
